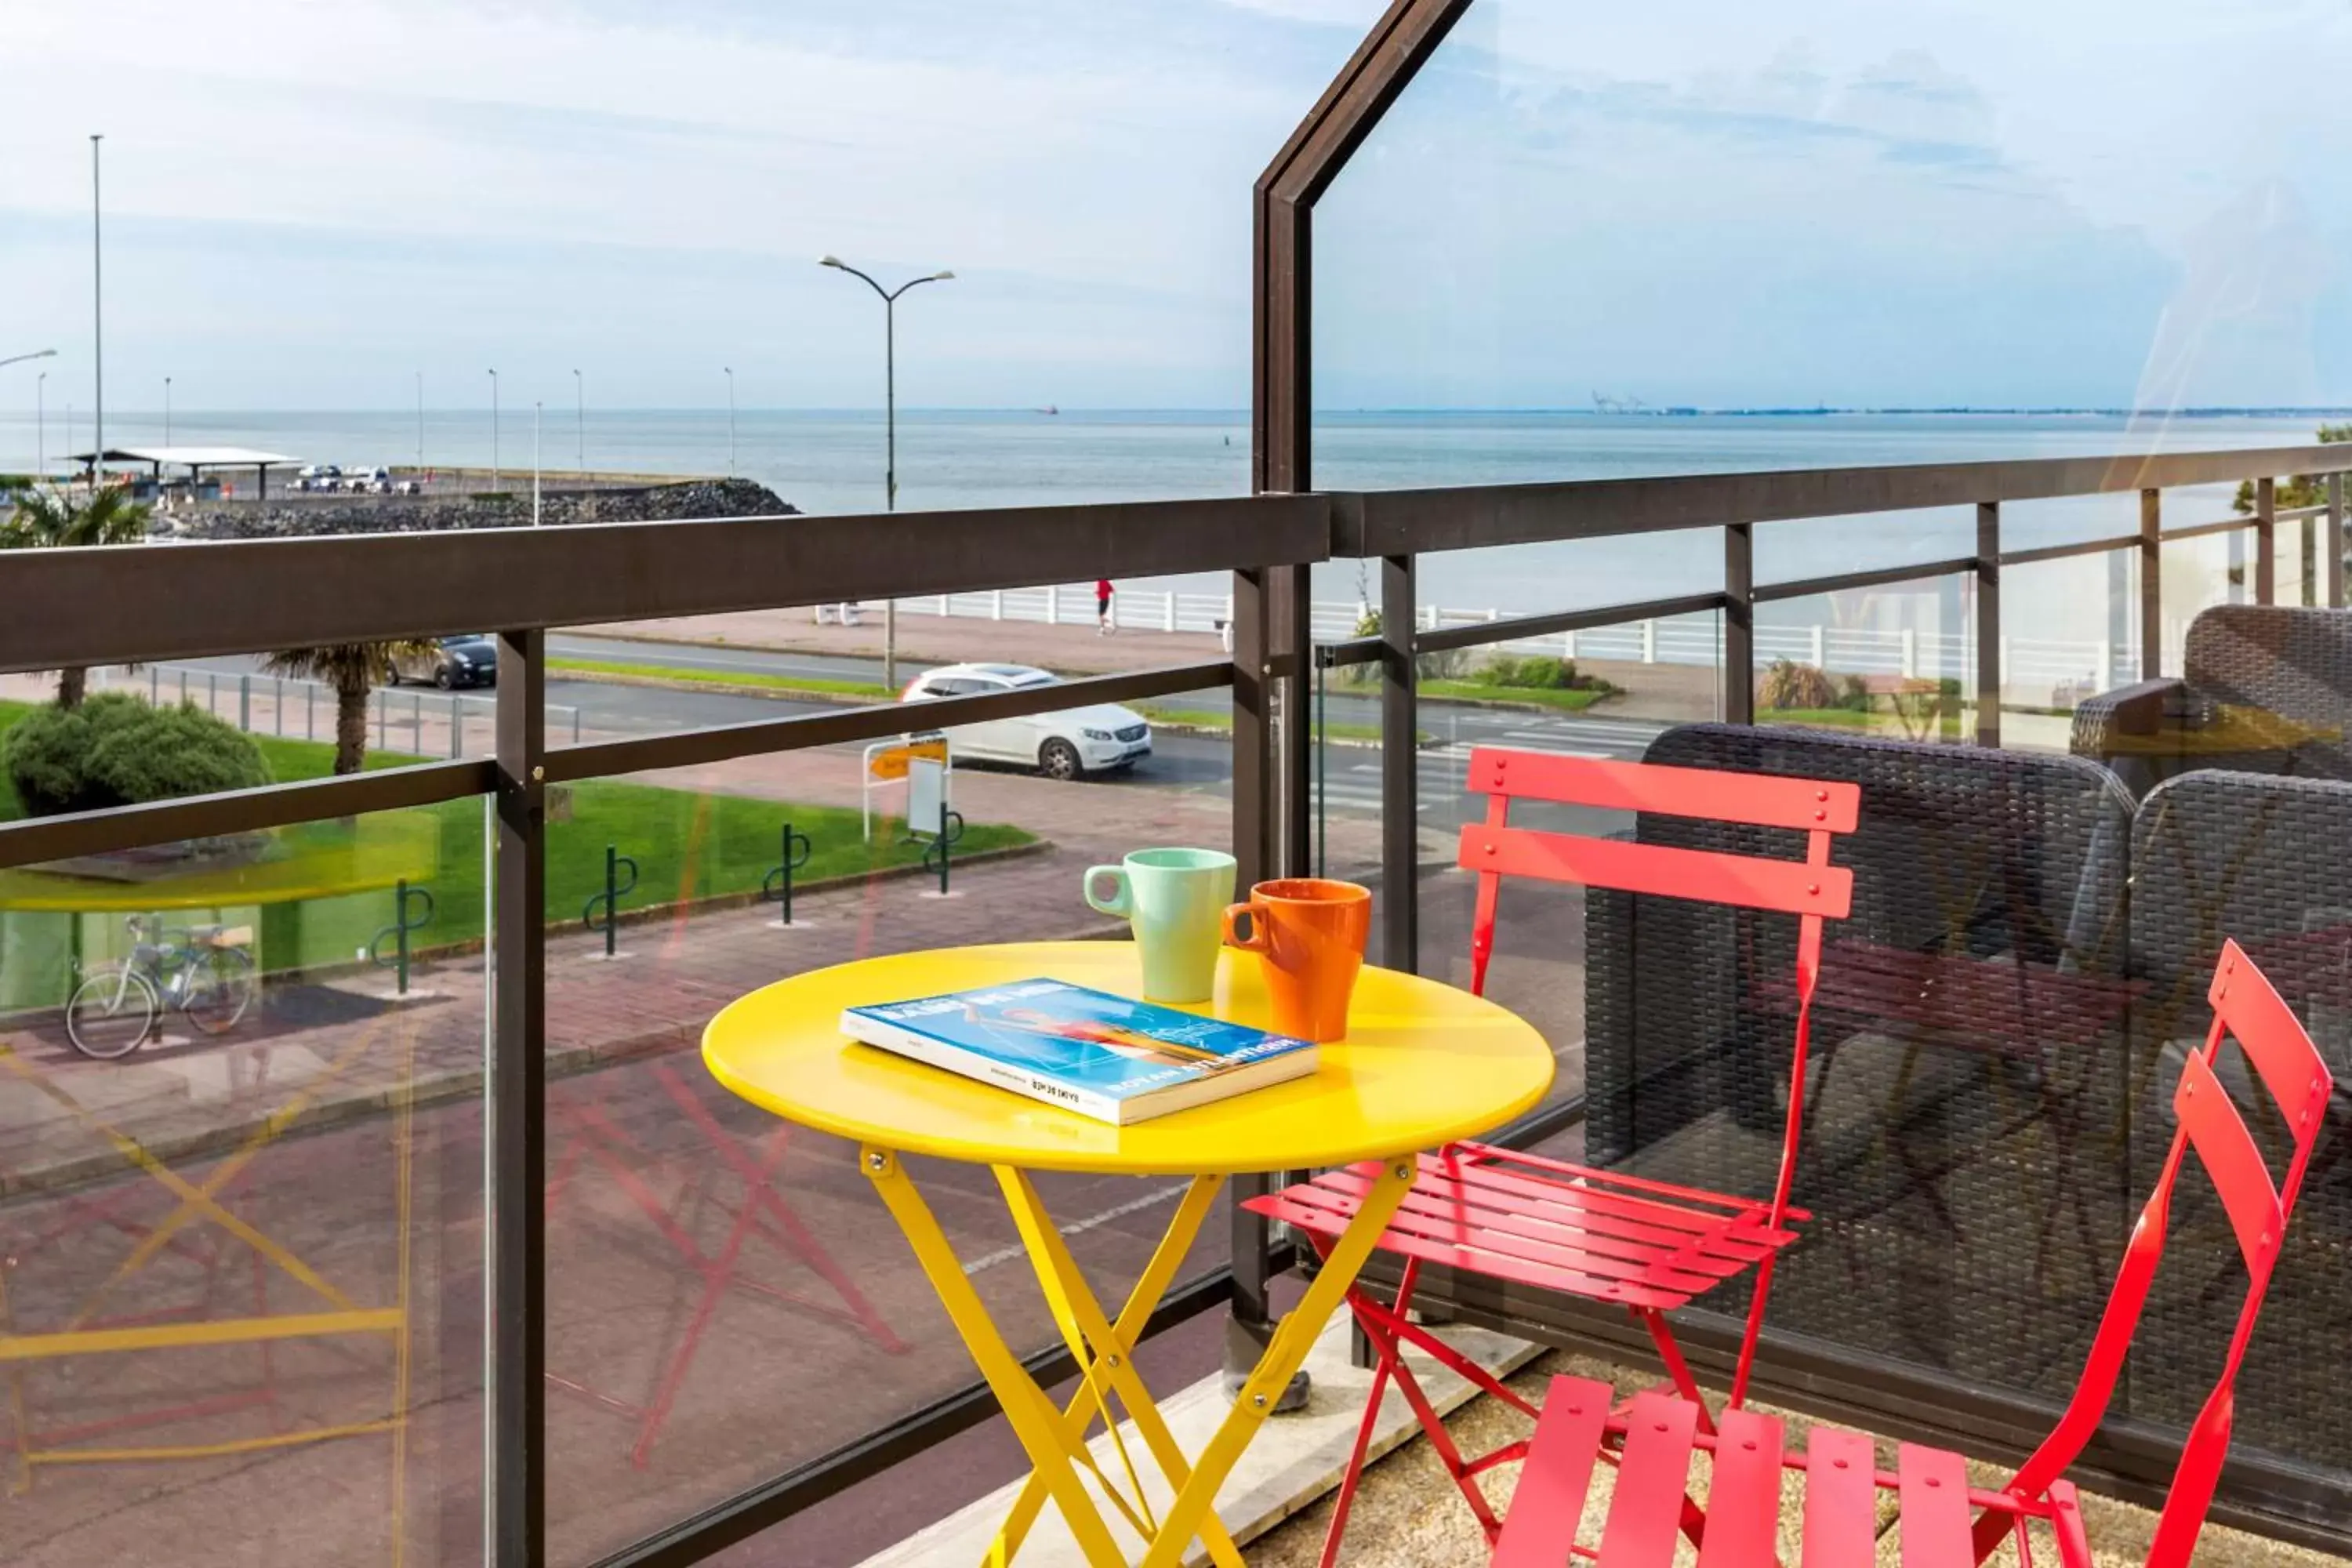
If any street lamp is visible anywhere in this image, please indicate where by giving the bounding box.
[3,351,57,481]
[91,134,103,483]
[572,368,584,471]
[818,255,955,690]
[533,401,543,526]
[488,368,499,492]
[416,371,424,473]
[164,375,172,446]
[723,367,735,477]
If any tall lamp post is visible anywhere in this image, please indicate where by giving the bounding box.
[487,368,499,493]
[818,256,955,691]
[572,368,584,470]
[415,371,424,473]
[723,367,736,477]
[91,134,103,486]
[5,351,58,479]
[164,375,172,446]
[532,401,543,526]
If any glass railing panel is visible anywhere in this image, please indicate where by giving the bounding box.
[1994,549,2144,754]
[0,805,487,1565]
[540,675,1237,1563]
[1753,576,1976,746]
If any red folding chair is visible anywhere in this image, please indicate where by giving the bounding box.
[1494,938,2333,1566]
[1246,748,1859,1562]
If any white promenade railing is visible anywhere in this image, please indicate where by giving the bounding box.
[873,587,2160,698]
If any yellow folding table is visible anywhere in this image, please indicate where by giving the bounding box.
[702,939,1553,1568]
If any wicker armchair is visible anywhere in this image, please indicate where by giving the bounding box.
[1585,723,2136,1396]
[2126,768,2352,1468]
[2071,604,2352,796]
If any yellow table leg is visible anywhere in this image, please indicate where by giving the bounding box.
[1136,1157,1416,1568]
[862,1146,1130,1568]
[993,1170,1245,1568]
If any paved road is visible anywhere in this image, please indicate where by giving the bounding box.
[147,641,1674,837]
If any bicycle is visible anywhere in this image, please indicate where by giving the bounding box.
[65,915,260,1060]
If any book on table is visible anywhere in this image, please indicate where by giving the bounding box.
[839,977,1317,1125]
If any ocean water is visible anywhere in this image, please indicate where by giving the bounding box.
[0,407,2325,633]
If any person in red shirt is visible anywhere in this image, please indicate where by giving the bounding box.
[1095,579,1115,636]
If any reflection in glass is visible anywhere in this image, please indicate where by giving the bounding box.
[0,808,485,1566]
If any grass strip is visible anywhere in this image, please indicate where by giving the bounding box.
[549,656,896,702]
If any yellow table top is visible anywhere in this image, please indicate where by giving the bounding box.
[702,941,1555,1175]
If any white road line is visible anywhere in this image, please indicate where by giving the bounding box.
[961,1181,1196,1277]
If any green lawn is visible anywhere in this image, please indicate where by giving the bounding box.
[550,656,896,702]
[0,700,1031,978]
[1418,680,1613,712]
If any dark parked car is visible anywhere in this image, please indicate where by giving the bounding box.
[393,634,498,689]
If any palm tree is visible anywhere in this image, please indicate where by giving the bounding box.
[261,642,437,775]
[0,486,153,706]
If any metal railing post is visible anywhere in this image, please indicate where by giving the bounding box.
[238,674,250,731]
[450,694,463,758]
[1224,561,1283,1400]
[490,627,546,1568]
[1976,503,2000,747]
[1381,555,1418,970]
[2332,473,2347,609]
[1723,525,1754,725]
[2256,476,2277,604]
[2140,488,2163,681]
[2303,512,2319,608]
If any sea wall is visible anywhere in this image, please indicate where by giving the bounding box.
[165,477,798,540]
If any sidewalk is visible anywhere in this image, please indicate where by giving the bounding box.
[587,607,1230,678]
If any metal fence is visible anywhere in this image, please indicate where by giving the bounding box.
[93,662,585,755]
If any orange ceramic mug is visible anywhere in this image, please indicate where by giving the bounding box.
[1221,878,1372,1043]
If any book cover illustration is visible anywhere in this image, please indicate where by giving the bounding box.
[844,977,1312,1109]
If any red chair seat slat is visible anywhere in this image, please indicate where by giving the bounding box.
[1695,1406,1787,1568]
[1247,1186,1692,1310]
[1896,1443,1973,1568]
[1599,1390,1700,1568]
[1490,1375,1612,1567]
[1270,1178,1740,1295]
[1315,1160,1789,1274]
[1800,1425,1879,1568]
[1245,1153,1804,1312]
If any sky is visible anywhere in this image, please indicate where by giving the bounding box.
[2,0,2351,413]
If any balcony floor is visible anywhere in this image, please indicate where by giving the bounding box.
[1247,1351,2350,1568]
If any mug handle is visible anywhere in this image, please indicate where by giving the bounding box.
[1083,866,1132,918]
[1221,902,1269,953]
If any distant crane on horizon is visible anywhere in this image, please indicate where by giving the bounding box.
[1592,390,1650,415]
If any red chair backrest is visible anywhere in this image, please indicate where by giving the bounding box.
[1456,748,1859,997]
[1457,748,1860,1233]
[1983,940,2334,1567]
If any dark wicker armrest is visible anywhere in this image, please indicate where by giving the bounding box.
[2069,677,2186,764]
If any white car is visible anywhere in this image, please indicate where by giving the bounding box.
[900,662,1151,780]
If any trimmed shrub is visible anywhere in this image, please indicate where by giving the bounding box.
[4,693,273,817]
[1758,659,1838,711]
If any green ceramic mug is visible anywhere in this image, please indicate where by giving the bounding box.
[1083,848,1238,1003]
